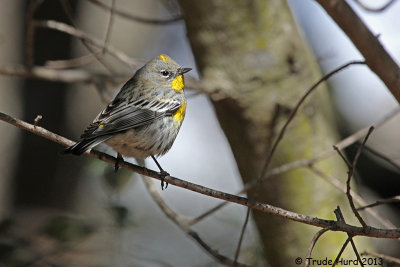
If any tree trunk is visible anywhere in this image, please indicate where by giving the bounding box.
[179,0,371,265]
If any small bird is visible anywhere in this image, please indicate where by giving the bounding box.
[64,54,192,189]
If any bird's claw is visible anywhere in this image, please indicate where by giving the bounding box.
[114,153,123,172]
[160,170,169,190]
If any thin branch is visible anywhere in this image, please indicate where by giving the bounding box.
[33,20,144,68]
[361,144,400,172]
[305,227,334,267]
[332,237,351,267]
[348,127,375,230]
[309,165,396,229]
[357,195,400,211]
[25,0,43,69]
[59,0,114,74]
[333,146,352,169]
[101,0,115,55]
[0,65,127,85]
[349,237,365,267]
[0,111,399,239]
[58,0,115,73]
[316,0,400,104]
[189,107,400,226]
[332,207,352,267]
[141,177,249,267]
[334,207,365,267]
[87,0,183,25]
[233,207,251,265]
[45,53,98,69]
[259,60,365,178]
[352,0,397,12]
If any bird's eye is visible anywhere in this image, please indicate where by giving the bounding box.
[160,70,171,78]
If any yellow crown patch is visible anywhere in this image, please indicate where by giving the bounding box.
[159,54,167,62]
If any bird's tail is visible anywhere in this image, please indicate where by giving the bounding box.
[63,136,110,155]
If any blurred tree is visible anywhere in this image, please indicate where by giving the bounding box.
[14,0,80,208]
[179,0,370,265]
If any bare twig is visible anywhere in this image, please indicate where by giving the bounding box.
[189,107,400,226]
[33,20,144,68]
[316,0,400,103]
[101,0,115,55]
[332,237,351,267]
[357,195,400,211]
[141,177,249,267]
[45,53,98,69]
[361,145,400,172]
[333,207,365,267]
[233,207,251,265]
[87,0,183,24]
[25,0,43,69]
[0,65,127,85]
[33,115,42,126]
[332,207,352,267]
[349,237,365,267]
[305,227,334,267]
[352,0,397,12]
[309,165,396,229]
[333,146,352,169]
[259,60,365,177]
[347,127,375,230]
[58,0,115,73]
[1,111,399,239]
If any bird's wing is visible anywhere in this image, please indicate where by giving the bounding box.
[80,97,181,139]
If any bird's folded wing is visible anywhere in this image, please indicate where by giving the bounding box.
[80,98,181,139]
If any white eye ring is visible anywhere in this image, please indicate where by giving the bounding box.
[160,70,171,78]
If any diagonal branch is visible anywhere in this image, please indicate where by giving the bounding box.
[309,165,396,229]
[0,111,399,239]
[316,0,400,104]
[87,0,183,25]
[333,207,365,267]
[188,108,400,227]
[259,60,366,176]
[0,65,127,85]
[33,20,144,68]
[335,127,374,230]
[305,227,334,267]
[357,195,400,211]
[352,0,397,13]
[141,177,249,267]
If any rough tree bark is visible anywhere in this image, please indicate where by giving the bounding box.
[179,0,370,265]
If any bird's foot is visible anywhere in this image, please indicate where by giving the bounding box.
[160,170,169,190]
[114,153,123,172]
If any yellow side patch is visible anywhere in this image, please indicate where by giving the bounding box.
[159,54,167,62]
[173,101,186,123]
[171,75,185,91]
[99,124,104,128]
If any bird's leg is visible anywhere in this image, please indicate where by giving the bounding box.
[115,153,123,172]
[151,155,169,190]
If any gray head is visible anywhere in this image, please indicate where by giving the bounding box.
[137,54,192,91]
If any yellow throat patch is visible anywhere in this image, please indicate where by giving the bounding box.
[171,75,185,91]
[173,101,186,123]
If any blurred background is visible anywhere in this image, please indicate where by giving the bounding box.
[0,0,399,266]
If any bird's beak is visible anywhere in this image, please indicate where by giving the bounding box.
[178,67,192,75]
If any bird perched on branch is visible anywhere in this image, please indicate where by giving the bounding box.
[64,54,192,189]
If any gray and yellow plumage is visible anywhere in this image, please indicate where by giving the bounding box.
[64,54,191,164]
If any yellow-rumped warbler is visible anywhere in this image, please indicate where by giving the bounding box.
[64,54,191,188]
